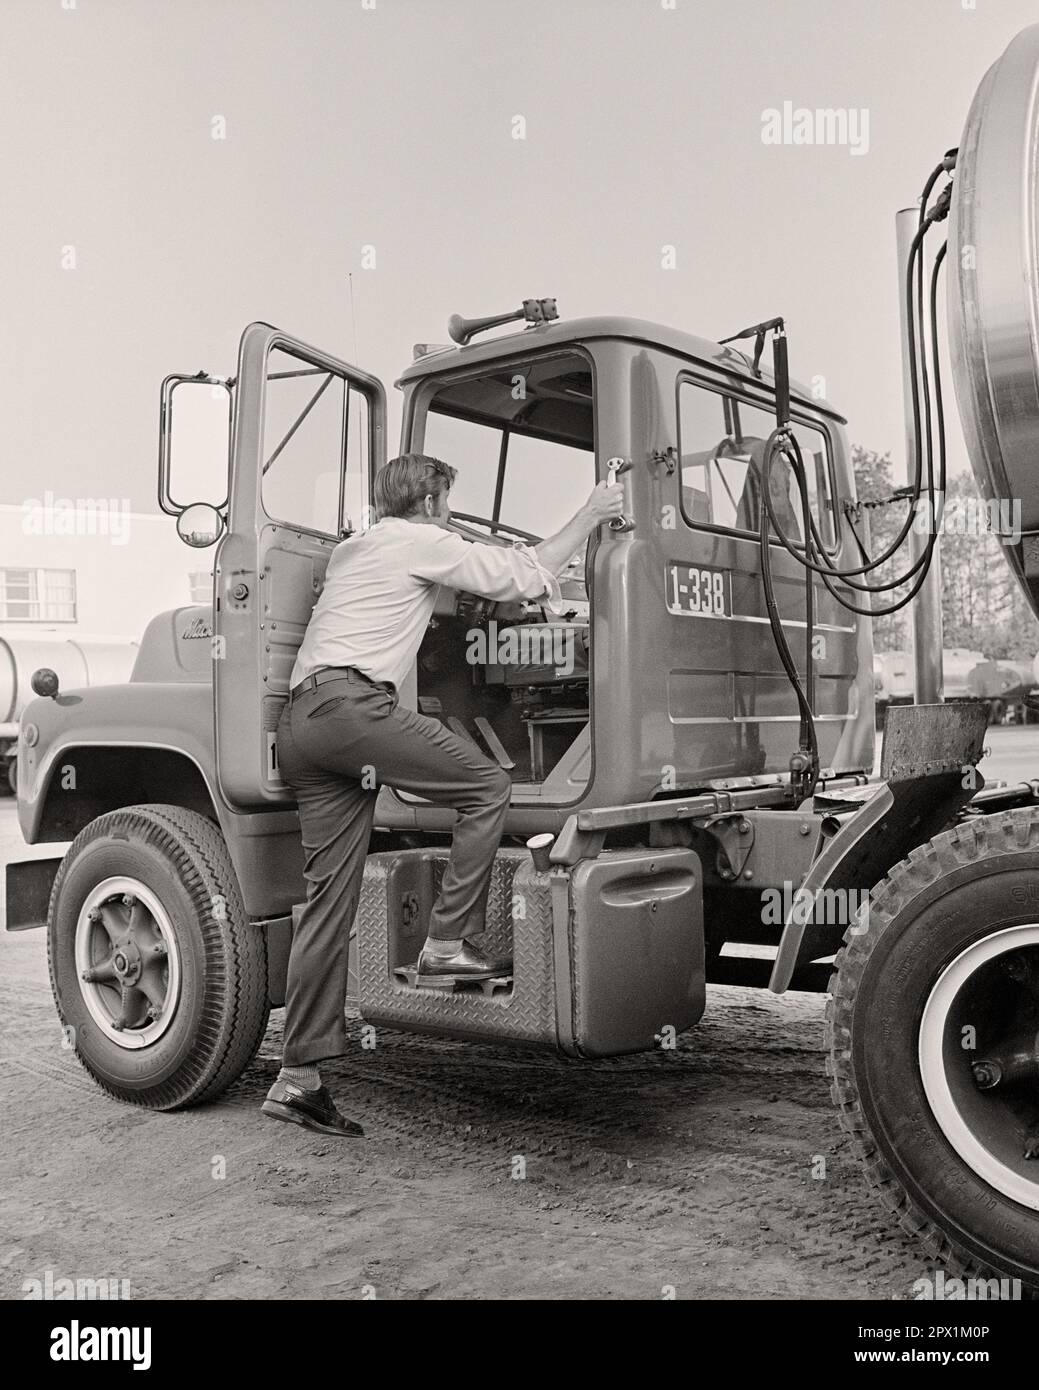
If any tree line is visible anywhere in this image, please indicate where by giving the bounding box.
[851,446,1038,661]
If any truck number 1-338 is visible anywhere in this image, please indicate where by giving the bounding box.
[666,563,729,617]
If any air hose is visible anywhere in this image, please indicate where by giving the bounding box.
[720,155,956,803]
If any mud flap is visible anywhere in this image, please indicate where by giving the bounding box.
[4,858,63,931]
[770,702,989,992]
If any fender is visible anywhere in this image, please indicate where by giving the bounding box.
[16,682,305,919]
[770,702,988,992]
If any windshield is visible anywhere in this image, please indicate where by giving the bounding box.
[418,353,595,541]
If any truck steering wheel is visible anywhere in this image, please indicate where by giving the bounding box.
[445,514,545,623]
[448,513,543,546]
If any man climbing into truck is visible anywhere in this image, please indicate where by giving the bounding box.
[262,453,624,1136]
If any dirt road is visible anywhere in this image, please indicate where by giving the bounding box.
[0,797,937,1302]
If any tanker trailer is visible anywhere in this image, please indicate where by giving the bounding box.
[966,657,1033,724]
[943,646,987,701]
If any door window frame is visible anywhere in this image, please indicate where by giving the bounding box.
[675,371,841,554]
[258,336,378,542]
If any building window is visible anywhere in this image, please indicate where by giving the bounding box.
[0,568,77,622]
[188,571,212,604]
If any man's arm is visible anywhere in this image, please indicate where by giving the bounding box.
[533,481,625,575]
[408,481,626,607]
[408,528,564,607]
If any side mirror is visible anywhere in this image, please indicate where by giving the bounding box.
[176,502,226,549]
[158,374,232,517]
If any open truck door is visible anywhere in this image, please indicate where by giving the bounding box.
[215,323,386,808]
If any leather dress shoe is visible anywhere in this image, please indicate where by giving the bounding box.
[415,939,513,986]
[261,1079,364,1137]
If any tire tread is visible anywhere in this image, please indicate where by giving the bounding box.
[47,804,269,1110]
[826,807,1039,1285]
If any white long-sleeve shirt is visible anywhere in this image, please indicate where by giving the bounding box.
[290,516,563,691]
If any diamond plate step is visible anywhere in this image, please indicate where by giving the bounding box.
[357,847,557,1045]
[392,966,513,997]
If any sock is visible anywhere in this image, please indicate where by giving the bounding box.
[424,936,463,958]
[279,1063,321,1091]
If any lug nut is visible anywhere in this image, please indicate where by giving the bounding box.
[972,1060,1002,1090]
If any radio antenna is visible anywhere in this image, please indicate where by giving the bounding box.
[348,272,359,361]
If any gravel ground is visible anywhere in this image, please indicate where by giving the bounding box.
[3,727,1037,1301]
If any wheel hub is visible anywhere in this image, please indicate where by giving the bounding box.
[919,925,1039,1211]
[74,878,181,1050]
[971,1027,1039,1090]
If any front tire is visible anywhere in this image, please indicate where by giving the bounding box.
[48,804,270,1109]
[827,809,1039,1289]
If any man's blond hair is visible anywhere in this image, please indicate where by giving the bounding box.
[374,454,457,519]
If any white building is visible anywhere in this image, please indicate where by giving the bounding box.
[0,502,210,645]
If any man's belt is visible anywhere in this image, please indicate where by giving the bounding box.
[289,666,394,700]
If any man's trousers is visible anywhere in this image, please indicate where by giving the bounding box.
[276,667,512,1065]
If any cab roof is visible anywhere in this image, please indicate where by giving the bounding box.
[396,315,846,424]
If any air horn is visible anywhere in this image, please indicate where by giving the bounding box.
[447,297,558,346]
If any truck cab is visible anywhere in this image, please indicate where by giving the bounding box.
[207,312,873,828]
[9,305,876,1082]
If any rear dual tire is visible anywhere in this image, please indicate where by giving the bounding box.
[828,809,1039,1289]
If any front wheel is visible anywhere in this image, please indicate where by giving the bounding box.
[48,804,270,1109]
[827,809,1039,1289]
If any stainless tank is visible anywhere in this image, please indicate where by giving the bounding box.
[948,23,1039,624]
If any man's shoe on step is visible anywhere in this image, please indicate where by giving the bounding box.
[261,1079,364,1137]
[415,939,513,987]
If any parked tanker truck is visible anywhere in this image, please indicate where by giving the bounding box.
[8,24,1039,1290]
[873,646,986,723]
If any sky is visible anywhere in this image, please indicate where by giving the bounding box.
[2,0,1037,514]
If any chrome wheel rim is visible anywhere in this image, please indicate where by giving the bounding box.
[919,924,1039,1211]
[73,876,182,1050]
